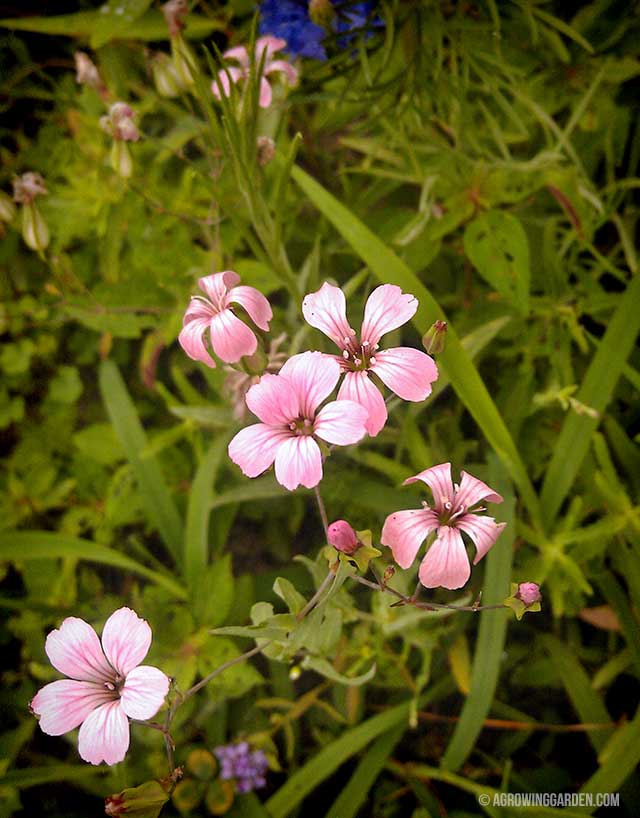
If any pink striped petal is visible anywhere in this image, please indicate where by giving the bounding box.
[183,296,215,324]
[302,283,355,348]
[45,617,113,684]
[279,352,340,418]
[381,508,439,569]
[457,514,506,564]
[223,45,250,66]
[209,309,258,363]
[259,77,272,108]
[199,271,240,307]
[212,66,244,98]
[228,285,272,331]
[31,680,112,736]
[455,470,503,512]
[274,436,323,490]
[418,526,470,590]
[314,399,368,445]
[120,666,170,720]
[228,423,290,478]
[265,59,298,85]
[361,285,418,346]
[101,608,151,677]
[78,701,130,766]
[178,318,216,368]
[404,463,454,515]
[337,370,387,437]
[246,373,299,425]
[256,35,287,59]
[369,347,438,401]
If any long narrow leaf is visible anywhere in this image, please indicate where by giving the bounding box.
[0,532,187,599]
[99,360,183,564]
[291,166,541,528]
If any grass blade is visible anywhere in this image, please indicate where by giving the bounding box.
[99,360,183,564]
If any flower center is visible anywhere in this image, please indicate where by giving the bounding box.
[288,417,314,435]
[104,673,125,698]
[340,335,379,371]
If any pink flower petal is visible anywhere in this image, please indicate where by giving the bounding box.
[278,352,340,417]
[256,35,287,59]
[246,373,299,425]
[178,318,216,368]
[209,309,258,363]
[228,285,272,331]
[212,66,244,98]
[361,285,418,346]
[274,436,323,490]
[120,666,170,720]
[313,399,368,445]
[259,76,272,108]
[223,45,250,66]
[45,617,113,684]
[199,271,240,307]
[455,470,503,512]
[457,514,507,564]
[337,370,387,437]
[265,59,298,85]
[183,296,215,324]
[77,701,130,766]
[31,680,112,736]
[302,283,355,348]
[404,463,454,515]
[369,347,438,401]
[228,423,290,478]
[381,508,439,569]
[101,608,151,677]
[418,526,470,590]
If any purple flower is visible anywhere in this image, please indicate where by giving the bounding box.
[214,742,269,793]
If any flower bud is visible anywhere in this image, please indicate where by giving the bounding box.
[74,51,102,90]
[13,172,47,205]
[151,53,182,98]
[100,102,140,142]
[0,192,16,223]
[22,203,49,251]
[162,0,189,37]
[327,520,360,555]
[422,320,447,355]
[105,780,170,818]
[171,35,196,87]
[257,136,276,167]
[110,141,133,179]
[516,582,541,606]
[503,581,542,620]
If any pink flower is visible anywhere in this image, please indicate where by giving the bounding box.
[179,270,273,367]
[228,351,367,490]
[381,463,506,590]
[30,608,169,766]
[302,283,438,436]
[212,36,298,108]
[516,582,541,605]
[327,519,360,555]
[99,102,140,142]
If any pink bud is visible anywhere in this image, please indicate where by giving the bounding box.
[516,582,541,606]
[327,520,359,555]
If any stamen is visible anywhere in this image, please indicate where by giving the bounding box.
[369,356,376,364]
[342,350,350,360]
[104,682,115,691]
[303,418,312,428]
[289,421,297,431]
[443,500,452,510]
[343,336,351,344]
[353,357,362,366]
[349,328,356,336]
[362,340,369,347]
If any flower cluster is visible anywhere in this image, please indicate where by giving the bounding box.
[214,742,269,793]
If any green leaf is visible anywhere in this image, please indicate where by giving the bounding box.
[273,577,307,616]
[301,656,376,686]
[540,275,640,525]
[441,456,515,770]
[463,210,530,313]
[291,166,541,529]
[580,705,640,798]
[0,531,186,599]
[191,555,235,628]
[1,765,106,788]
[89,0,153,48]
[169,405,234,427]
[99,360,183,563]
[184,437,227,589]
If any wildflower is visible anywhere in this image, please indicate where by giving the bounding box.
[212,36,298,108]
[13,173,49,251]
[504,582,542,619]
[328,519,360,555]
[302,282,438,436]
[74,51,102,91]
[179,271,273,368]
[99,102,140,142]
[228,351,367,490]
[516,582,541,605]
[12,172,47,205]
[30,607,169,765]
[162,0,188,37]
[224,333,287,420]
[214,742,269,793]
[381,463,506,590]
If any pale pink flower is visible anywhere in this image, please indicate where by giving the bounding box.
[99,102,140,142]
[30,607,169,766]
[179,271,273,367]
[228,351,367,490]
[212,36,298,108]
[381,463,506,590]
[302,283,439,436]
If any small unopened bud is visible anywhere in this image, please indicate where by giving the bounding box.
[241,347,268,376]
[382,565,395,585]
[74,51,102,90]
[516,582,541,606]
[151,52,182,98]
[328,520,360,555]
[13,172,47,205]
[257,136,276,167]
[105,780,170,817]
[110,141,133,179]
[171,35,196,87]
[162,0,189,37]
[22,203,49,251]
[422,320,447,355]
[0,192,16,223]
[308,0,336,28]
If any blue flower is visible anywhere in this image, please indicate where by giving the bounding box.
[259,1,381,61]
